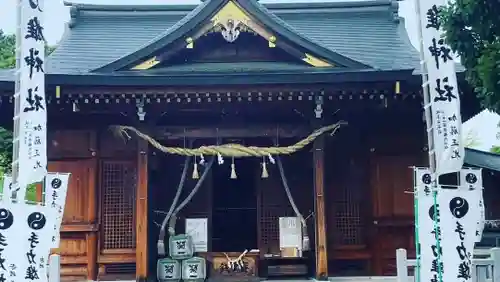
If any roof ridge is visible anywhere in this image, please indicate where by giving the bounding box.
[64,0,397,13]
[64,1,199,12]
[265,0,396,10]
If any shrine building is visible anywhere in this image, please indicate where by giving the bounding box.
[0,0,499,281]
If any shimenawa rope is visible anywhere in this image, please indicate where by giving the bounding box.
[111,122,344,157]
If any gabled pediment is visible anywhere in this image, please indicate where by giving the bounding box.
[93,0,370,73]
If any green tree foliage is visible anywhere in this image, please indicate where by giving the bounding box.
[440,1,500,112]
[0,127,12,172]
[0,29,56,172]
[0,30,15,69]
[0,30,14,172]
[491,146,500,154]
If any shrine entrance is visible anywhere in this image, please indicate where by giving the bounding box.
[141,120,335,281]
[211,157,259,253]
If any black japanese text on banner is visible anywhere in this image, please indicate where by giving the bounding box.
[44,173,70,248]
[13,0,47,199]
[415,167,440,282]
[460,168,485,243]
[419,1,464,175]
[439,186,481,282]
[0,203,57,282]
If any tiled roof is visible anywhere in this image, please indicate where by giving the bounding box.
[44,0,420,75]
[274,9,420,70]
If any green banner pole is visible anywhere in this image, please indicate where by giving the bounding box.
[414,170,421,282]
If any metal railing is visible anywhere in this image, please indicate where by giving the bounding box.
[396,248,500,282]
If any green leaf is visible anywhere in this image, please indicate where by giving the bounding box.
[441,0,500,113]
[0,29,15,172]
[491,146,500,154]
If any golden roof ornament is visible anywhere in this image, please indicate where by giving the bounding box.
[220,19,241,43]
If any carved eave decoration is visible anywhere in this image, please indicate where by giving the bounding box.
[131,0,333,70]
[208,1,333,67]
[209,1,254,43]
[132,57,160,70]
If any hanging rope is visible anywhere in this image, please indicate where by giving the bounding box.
[110,122,344,157]
[157,156,190,257]
[276,156,310,251]
[168,157,215,235]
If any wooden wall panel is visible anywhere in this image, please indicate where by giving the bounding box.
[54,162,90,222]
[369,153,424,275]
[58,236,87,257]
[48,130,96,159]
[49,160,97,223]
[48,130,98,281]
[99,131,137,159]
[371,156,416,219]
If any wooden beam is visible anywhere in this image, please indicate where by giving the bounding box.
[136,139,149,281]
[60,81,397,96]
[313,128,328,280]
[153,125,311,139]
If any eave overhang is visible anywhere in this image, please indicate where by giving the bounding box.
[0,69,415,88]
[465,148,500,172]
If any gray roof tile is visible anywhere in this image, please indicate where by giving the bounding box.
[47,0,420,74]
[47,12,186,73]
[276,13,420,70]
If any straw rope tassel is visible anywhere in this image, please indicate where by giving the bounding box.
[192,156,200,179]
[230,157,237,179]
[261,157,269,178]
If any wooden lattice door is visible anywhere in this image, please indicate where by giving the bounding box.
[100,160,137,250]
[257,165,294,255]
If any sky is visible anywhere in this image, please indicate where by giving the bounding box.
[0,0,421,49]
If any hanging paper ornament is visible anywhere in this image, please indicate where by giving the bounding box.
[302,234,310,251]
[261,157,269,178]
[268,153,275,164]
[217,153,224,165]
[230,157,237,179]
[192,157,200,179]
[199,154,205,165]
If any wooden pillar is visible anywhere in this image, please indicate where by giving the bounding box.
[136,139,149,281]
[86,159,98,281]
[313,131,328,280]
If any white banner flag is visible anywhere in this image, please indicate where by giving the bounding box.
[45,173,70,248]
[460,168,485,242]
[0,174,12,202]
[0,203,56,282]
[415,167,440,282]
[0,204,26,282]
[439,187,481,282]
[15,0,47,199]
[418,0,464,175]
